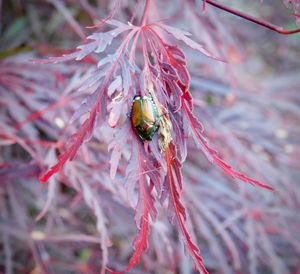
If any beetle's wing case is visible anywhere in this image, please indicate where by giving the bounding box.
[131,99,143,127]
[140,97,156,124]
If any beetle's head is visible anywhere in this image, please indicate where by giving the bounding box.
[133,95,142,101]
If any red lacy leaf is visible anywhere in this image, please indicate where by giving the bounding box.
[40,91,103,183]
[33,21,132,64]
[107,210,149,274]
[154,22,224,61]
[108,122,131,179]
[40,27,138,184]
[108,141,157,273]
[182,99,273,190]
[166,143,209,274]
[117,197,150,273]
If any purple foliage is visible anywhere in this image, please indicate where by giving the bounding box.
[0,1,299,274]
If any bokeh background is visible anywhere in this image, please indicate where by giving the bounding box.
[1,1,300,273]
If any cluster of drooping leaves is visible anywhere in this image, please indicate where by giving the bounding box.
[1,1,300,274]
[34,3,275,272]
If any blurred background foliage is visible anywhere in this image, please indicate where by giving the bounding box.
[0,1,300,273]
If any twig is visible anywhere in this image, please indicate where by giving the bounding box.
[202,0,300,35]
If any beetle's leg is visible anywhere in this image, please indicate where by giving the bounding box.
[154,116,162,127]
[152,111,169,127]
[159,111,169,118]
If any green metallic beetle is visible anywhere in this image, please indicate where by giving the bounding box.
[130,95,161,141]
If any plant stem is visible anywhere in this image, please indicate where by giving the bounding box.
[201,0,300,35]
[140,0,150,26]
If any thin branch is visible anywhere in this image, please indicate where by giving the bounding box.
[201,0,300,35]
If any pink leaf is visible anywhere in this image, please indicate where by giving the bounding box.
[33,23,132,64]
[182,99,273,190]
[166,143,209,274]
[154,23,224,61]
[40,89,104,183]
[108,122,131,179]
[108,142,157,273]
[107,75,122,96]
